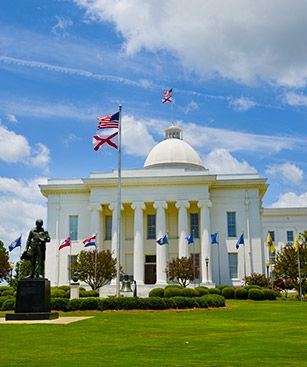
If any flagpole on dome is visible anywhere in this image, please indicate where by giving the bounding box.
[116,104,122,297]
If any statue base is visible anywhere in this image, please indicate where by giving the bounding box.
[5,278,59,321]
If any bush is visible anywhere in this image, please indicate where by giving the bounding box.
[58,285,71,292]
[70,297,99,310]
[195,286,209,296]
[1,298,15,311]
[0,286,12,295]
[221,287,235,299]
[141,297,168,310]
[244,273,268,287]
[217,285,229,291]
[181,288,199,297]
[198,294,225,308]
[262,288,276,300]
[79,290,99,297]
[1,289,15,297]
[248,288,265,301]
[164,287,183,298]
[245,285,261,291]
[0,296,15,309]
[171,296,198,309]
[164,284,183,290]
[235,288,248,300]
[51,298,70,311]
[208,288,221,295]
[148,288,164,298]
[51,288,69,298]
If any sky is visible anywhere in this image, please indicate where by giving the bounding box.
[1,0,307,257]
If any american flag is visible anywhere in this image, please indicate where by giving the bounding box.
[162,88,173,103]
[97,111,119,130]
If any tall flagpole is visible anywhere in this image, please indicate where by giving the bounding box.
[217,240,221,286]
[116,104,122,297]
[297,243,302,301]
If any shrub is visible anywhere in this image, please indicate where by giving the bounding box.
[208,288,221,295]
[79,290,99,297]
[195,296,209,308]
[195,286,209,296]
[142,297,168,310]
[148,288,164,298]
[170,296,198,309]
[205,294,225,307]
[1,289,15,297]
[235,288,248,300]
[217,285,229,291]
[181,288,199,297]
[0,296,15,309]
[51,298,70,311]
[70,297,99,310]
[164,284,183,290]
[221,287,235,299]
[1,298,15,311]
[58,285,70,292]
[164,287,183,298]
[244,273,268,287]
[248,288,265,301]
[245,285,261,291]
[0,286,12,295]
[51,288,69,298]
[262,289,276,300]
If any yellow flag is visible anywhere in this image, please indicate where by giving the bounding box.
[294,233,299,252]
[266,232,275,254]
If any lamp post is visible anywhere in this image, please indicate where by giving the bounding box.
[205,256,209,283]
[265,261,270,279]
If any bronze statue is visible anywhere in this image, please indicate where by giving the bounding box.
[24,219,50,278]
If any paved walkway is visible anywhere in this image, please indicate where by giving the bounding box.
[0,316,94,324]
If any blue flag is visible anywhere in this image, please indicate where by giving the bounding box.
[8,235,22,252]
[236,233,244,249]
[211,232,218,245]
[185,233,194,244]
[156,234,168,245]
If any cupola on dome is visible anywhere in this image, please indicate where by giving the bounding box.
[144,125,205,170]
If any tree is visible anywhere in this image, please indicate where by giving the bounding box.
[72,249,116,290]
[167,256,195,287]
[273,233,307,296]
[8,259,32,289]
[0,240,10,281]
[244,272,269,287]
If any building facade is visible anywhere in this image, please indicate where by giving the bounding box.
[40,126,307,295]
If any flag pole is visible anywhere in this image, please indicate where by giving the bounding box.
[297,242,302,301]
[217,239,221,286]
[116,104,122,297]
[243,234,246,280]
[18,234,22,280]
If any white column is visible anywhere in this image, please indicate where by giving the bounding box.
[175,200,190,258]
[89,204,101,248]
[198,199,212,284]
[131,202,146,284]
[245,191,253,274]
[154,201,168,285]
[55,203,61,286]
[109,202,123,259]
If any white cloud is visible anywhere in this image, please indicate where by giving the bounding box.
[266,162,303,185]
[6,113,18,123]
[270,192,307,208]
[229,96,256,112]
[52,16,73,38]
[76,0,307,87]
[0,124,50,169]
[204,149,257,174]
[0,177,47,252]
[184,101,199,114]
[122,115,156,157]
[284,91,307,106]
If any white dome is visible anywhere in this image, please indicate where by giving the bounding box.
[144,126,205,170]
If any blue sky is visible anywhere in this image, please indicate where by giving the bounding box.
[1,0,307,253]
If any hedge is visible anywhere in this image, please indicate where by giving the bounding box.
[221,287,235,299]
[148,288,164,298]
[1,298,15,311]
[235,288,248,300]
[208,288,221,295]
[262,289,276,300]
[181,288,199,297]
[248,288,265,301]
[164,287,183,298]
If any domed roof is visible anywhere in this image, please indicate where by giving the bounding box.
[144,125,205,170]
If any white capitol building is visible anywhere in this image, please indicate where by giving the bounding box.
[40,125,307,296]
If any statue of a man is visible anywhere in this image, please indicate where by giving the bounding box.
[25,219,50,278]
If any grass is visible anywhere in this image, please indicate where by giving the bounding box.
[0,300,307,367]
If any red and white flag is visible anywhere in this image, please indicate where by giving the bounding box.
[97,112,119,130]
[162,88,173,103]
[93,131,119,151]
[59,236,71,250]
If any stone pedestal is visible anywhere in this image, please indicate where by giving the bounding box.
[70,282,80,299]
[6,278,58,320]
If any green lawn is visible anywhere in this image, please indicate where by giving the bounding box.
[1,300,306,367]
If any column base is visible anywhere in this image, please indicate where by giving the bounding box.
[200,282,216,288]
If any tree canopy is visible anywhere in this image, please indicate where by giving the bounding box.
[0,240,11,281]
[72,249,116,290]
[167,256,195,287]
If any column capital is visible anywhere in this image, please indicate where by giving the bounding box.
[108,202,124,211]
[175,200,190,209]
[198,199,212,209]
[131,201,146,211]
[88,204,102,212]
[153,201,168,210]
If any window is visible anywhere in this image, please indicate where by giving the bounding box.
[190,213,199,238]
[190,253,200,279]
[268,230,275,242]
[287,230,294,244]
[69,215,78,241]
[227,212,236,237]
[105,215,112,240]
[68,255,78,280]
[147,214,156,239]
[145,255,156,263]
[228,253,238,279]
